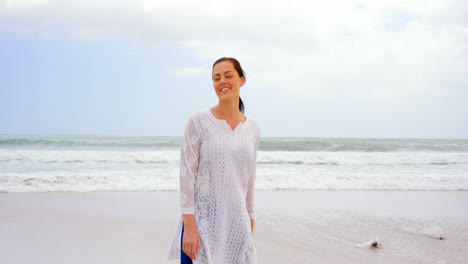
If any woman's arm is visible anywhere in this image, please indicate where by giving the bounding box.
[179,116,201,260]
[246,127,260,230]
[183,214,199,260]
[180,116,200,215]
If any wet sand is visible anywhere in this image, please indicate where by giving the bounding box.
[1,191,467,263]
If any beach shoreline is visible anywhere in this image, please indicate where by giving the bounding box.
[1,190,467,263]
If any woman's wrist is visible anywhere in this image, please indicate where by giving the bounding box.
[183,214,197,230]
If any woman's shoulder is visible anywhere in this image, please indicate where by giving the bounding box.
[247,116,258,125]
[246,116,261,136]
[187,109,209,121]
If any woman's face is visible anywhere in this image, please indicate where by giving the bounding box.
[212,60,245,101]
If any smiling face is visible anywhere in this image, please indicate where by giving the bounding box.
[212,60,245,101]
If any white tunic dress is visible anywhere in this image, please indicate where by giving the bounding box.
[168,109,260,264]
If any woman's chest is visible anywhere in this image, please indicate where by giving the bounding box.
[199,125,256,164]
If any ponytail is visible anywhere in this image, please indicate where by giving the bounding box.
[239,97,245,114]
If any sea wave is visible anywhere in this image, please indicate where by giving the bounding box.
[2,166,467,193]
[1,135,467,193]
[2,135,468,152]
[1,150,466,166]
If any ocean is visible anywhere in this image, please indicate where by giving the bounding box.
[1,134,467,192]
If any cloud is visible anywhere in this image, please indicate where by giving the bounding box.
[167,66,208,77]
[1,0,467,105]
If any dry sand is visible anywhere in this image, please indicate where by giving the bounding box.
[1,191,467,263]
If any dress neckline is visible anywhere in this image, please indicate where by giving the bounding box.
[207,108,248,132]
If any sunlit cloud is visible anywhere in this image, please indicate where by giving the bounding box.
[167,66,208,77]
[1,0,467,103]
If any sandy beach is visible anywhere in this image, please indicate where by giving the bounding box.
[1,190,467,264]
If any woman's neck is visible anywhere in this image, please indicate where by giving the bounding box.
[213,99,241,119]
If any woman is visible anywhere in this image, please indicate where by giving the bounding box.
[168,57,261,264]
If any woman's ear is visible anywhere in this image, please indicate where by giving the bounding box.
[240,76,246,87]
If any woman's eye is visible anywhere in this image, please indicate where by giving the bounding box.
[226,76,232,78]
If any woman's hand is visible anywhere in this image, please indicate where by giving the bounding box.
[250,219,255,234]
[183,226,200,260]
[183,215,199,260]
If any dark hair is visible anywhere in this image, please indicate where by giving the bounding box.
[212,57,246,114]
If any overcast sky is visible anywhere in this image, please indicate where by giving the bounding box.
[1,0,467,138]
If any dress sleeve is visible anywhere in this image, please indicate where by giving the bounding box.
[246,126,260,219]
[179,116,201,215]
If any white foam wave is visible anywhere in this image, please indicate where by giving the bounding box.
[258,151,468,165]
[324,235,382,249]
[2,150,467,166]
[1,150,468,192]
[396,220,445,239]
[0,149,180,164]
[1,170,179,193]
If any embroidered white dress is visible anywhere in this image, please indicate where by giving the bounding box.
[168,109,260,264]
